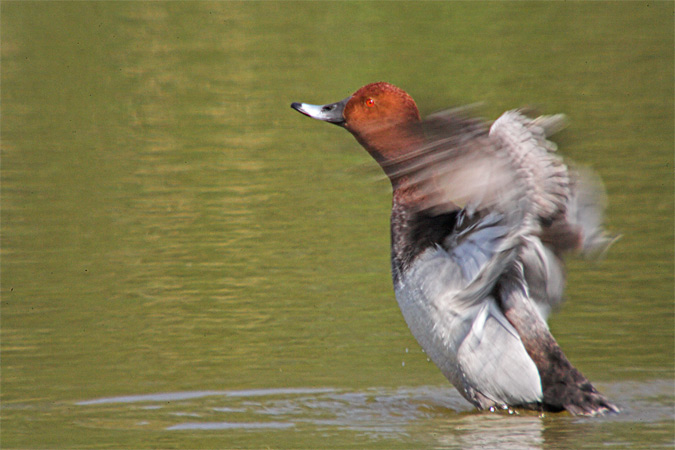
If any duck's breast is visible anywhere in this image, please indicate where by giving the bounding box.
[394,246,543,408]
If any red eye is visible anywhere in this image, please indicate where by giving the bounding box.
[365,98,375,107]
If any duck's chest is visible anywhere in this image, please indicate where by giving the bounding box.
[391,244,544,408]
[389,202,458,284]
[391,246,478,389]
[388,203,467,361]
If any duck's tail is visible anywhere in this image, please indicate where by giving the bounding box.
[535,337,620,416]
[499,264,619,416]
[555,381,620,416]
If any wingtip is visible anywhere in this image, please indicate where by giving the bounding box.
[530,113,569,137]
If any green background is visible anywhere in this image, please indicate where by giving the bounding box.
[2,2,672,448]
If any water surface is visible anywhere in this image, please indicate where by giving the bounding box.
[2,2,673,448]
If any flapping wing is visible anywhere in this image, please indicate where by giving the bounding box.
[386,108,573,235]
[386,108,531,219]
[489,110,571,221]
[387,107,575,298]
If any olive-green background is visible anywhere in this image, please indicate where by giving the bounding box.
[2,2,672,448]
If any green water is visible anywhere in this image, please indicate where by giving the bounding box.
[2,2,672,448]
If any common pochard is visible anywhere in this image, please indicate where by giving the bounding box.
[291,82,618,415]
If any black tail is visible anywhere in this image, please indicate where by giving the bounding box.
[534,337,619,415]
[499,269,619,416]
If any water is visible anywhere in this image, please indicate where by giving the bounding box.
[2,2,672,448]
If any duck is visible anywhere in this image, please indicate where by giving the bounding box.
[291,82,618,415]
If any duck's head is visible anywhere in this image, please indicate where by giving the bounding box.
[292,82,421,166]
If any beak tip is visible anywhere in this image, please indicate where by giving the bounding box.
[290,98,349,126]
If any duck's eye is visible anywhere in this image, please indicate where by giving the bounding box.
[365,98,375,108]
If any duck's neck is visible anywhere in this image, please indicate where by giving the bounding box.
[350,124,423,200]
[351,126,457,278]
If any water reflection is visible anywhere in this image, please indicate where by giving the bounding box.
[71,380,672,448]
[449,414,544,450]
[76,387,336,405]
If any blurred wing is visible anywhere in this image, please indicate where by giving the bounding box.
[489,110,571,221]
[565,166,618,256]
[385,108,528,217]
[387,107,576,300]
